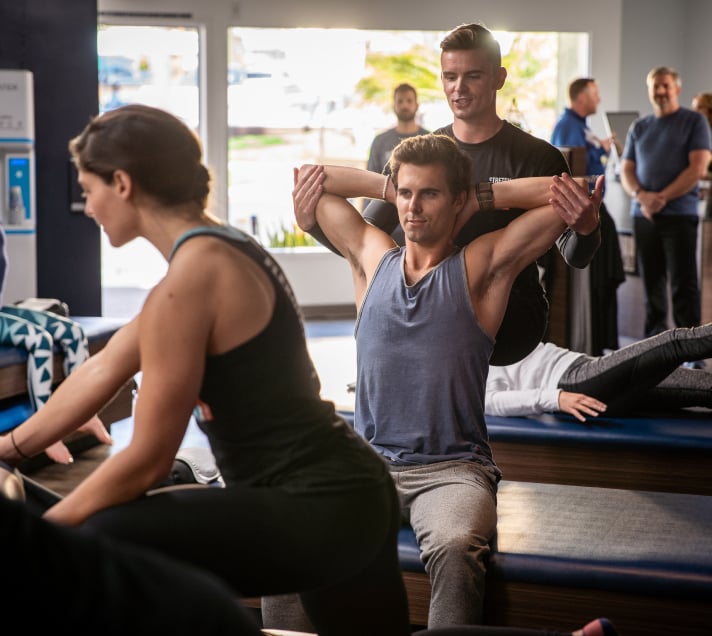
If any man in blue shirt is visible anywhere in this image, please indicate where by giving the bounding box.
[621,66,711,338]
[551,78,625,355]
[551,78,615,181]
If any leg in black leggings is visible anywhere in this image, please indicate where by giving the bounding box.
[1,496,263,636]
[558,323,712,414]
[82,478,410,636]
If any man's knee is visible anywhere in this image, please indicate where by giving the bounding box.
[421,529,491,572]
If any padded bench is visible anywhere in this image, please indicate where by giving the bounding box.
[337,409,712,496]
[0,316,134,469]
[399,480,712,635]
[486,411,712,495]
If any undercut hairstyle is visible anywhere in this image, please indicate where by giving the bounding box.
[440,23,501,68]
[646,66,681,87]
[389,134,471,199]
[568,78,595,103]
[69,104,211,209]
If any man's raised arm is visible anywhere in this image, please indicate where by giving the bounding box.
[292,165,395,290]
[502,174,603,276]
[479,174,604,295]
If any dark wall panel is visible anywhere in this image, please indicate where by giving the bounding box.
[0,0,100,315]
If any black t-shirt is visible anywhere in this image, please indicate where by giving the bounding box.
[363,122,571,365]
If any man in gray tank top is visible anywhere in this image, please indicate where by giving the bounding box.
[265,135,603,629]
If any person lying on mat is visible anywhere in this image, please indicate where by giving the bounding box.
[486,325,712,421]
[0,104,410,636]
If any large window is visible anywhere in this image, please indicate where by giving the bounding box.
[94,23,587,315]
[97,24,200,315]
[226,28,588,245]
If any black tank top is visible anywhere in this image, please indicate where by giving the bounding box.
[170,226,388,492]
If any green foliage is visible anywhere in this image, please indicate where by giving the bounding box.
[497,33,561,135]
[267,223,318,248]
[228,134,284,151]
[355,44,441,111]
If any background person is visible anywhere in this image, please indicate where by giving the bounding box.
[691,91,712,219]
[620,66,711,341]
[550,77,625,354]
[551,77,616,178]
[367,82,430,175]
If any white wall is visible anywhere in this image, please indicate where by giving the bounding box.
[619,0,708,116]
[270,247,354,308]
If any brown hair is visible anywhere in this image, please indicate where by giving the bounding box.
[693,93,712,127]
[568,77,595,103]
[646,66,681,87]
[440,23,501,68]
[394,83,417,99]
[69,104,211,209]
[389,134,471,199]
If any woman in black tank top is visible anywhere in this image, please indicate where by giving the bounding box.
[0,105,409,636]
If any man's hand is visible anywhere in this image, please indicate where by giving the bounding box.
[292,165,325,231]
[558,390,607,422]
[637,190,666,221]
[550,173,604,235]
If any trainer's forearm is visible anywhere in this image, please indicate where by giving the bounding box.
[322,166,392,202]
[492,175,579,210]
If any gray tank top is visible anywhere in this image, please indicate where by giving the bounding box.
[355,246,499,473]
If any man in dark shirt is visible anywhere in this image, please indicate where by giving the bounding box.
[364,23,601,365]
[367,83,430,174]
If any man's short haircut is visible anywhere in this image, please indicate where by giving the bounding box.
[389,134,471,198]
[647,66,681,87]
[394,83,417,99]
[440,23,501,68]
[568,78,595,103]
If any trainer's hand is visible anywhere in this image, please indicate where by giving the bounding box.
[558,390,607,422]
[292,165,325,231]
[550,173,604,236]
